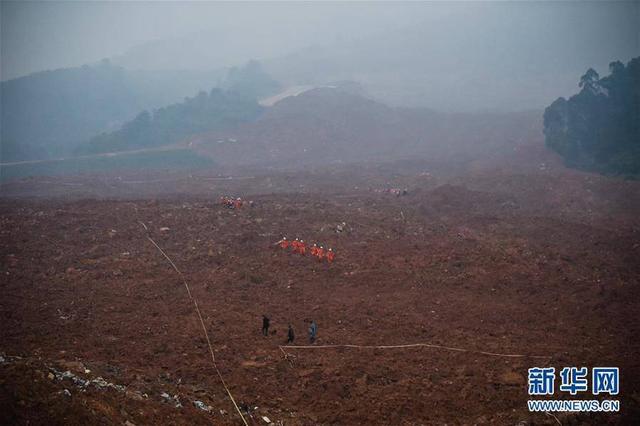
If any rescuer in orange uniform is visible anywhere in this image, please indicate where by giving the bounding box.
[316,246,325,260]
[310,243,318,257]
[299,240,306,255]
[279,237,289,249]
[326,248,335,263]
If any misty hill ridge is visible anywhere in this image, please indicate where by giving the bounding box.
[79,89,263,155]
[1,60,281,162]
[76,61,280,155]
[193,88,546,169]
[0,61,225,162]
[265,4,639,111]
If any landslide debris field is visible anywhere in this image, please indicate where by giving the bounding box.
[1,166,639,425]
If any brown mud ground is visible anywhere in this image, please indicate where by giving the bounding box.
[1,165,639,425]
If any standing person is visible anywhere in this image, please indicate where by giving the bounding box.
[278,237,289,249]
[309,320,317,343]
[326,248,335,263]
[310,243,318,257]
[262,315,270,336]
[316,246,325,261]
[287,324,295,344]
[299,240,306,256]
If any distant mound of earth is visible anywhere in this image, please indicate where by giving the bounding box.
[193,88,547,171]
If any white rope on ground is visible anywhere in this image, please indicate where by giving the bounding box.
[545,411,562,425]
[280,343,552,359]
[140,223,248,426]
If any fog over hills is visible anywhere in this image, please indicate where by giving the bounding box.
[1,2,426,80]
[106,2,639,112]
[191,87,545,170]
[264,2,639,111]
[0,62,226,162]
[91,2,640,111]
[4,2,637,112]
[1,2,637,176]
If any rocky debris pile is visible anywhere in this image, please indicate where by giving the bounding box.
[220,196,254,209]
[193,400,213,412]
[374,188,408,196]
[49,366,126,393]
[160,392,182,408]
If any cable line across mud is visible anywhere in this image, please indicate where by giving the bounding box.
[139,221,248,426]
[139,220,552,425]
[280,342,553,360]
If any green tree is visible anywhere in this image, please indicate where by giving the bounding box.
[579,68,600,93]
[543,57,640,177]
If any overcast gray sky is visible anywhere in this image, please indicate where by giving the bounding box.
[1,1,638,111]
[1,1,461,80]
[3,2,638,81]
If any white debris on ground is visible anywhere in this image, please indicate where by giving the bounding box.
[320,221,350,233]
[57,309,72,320]
[160,392,182,408]
[193,400,213,412]
[3,354,282,422]
[50,367,126,392]
[92,376,126,392]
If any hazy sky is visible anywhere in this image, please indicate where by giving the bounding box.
[1,1,458,80]
[1,1,638,111]
[3,1,638,81]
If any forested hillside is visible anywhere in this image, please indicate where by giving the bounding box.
[79,89,263,154]
[544,57,639,177]
[0,60,225,162]
[77,61,278,154]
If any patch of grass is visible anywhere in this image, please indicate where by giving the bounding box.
[1,149,213,182]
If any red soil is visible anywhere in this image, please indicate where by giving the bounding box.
[1,165,639,425]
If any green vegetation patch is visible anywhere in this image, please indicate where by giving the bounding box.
[1,149,213,182]
[544,57,639,178]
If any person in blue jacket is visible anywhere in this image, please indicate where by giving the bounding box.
[309,320,318,343]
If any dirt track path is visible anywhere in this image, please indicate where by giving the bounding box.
[0,144,185,167]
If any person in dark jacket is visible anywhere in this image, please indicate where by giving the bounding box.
[262,315,270,336]
[287,324,295,344]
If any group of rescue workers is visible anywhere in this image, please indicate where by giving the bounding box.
[277,237,335,263]
[219,196,252,209]
[218,193,330,344]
